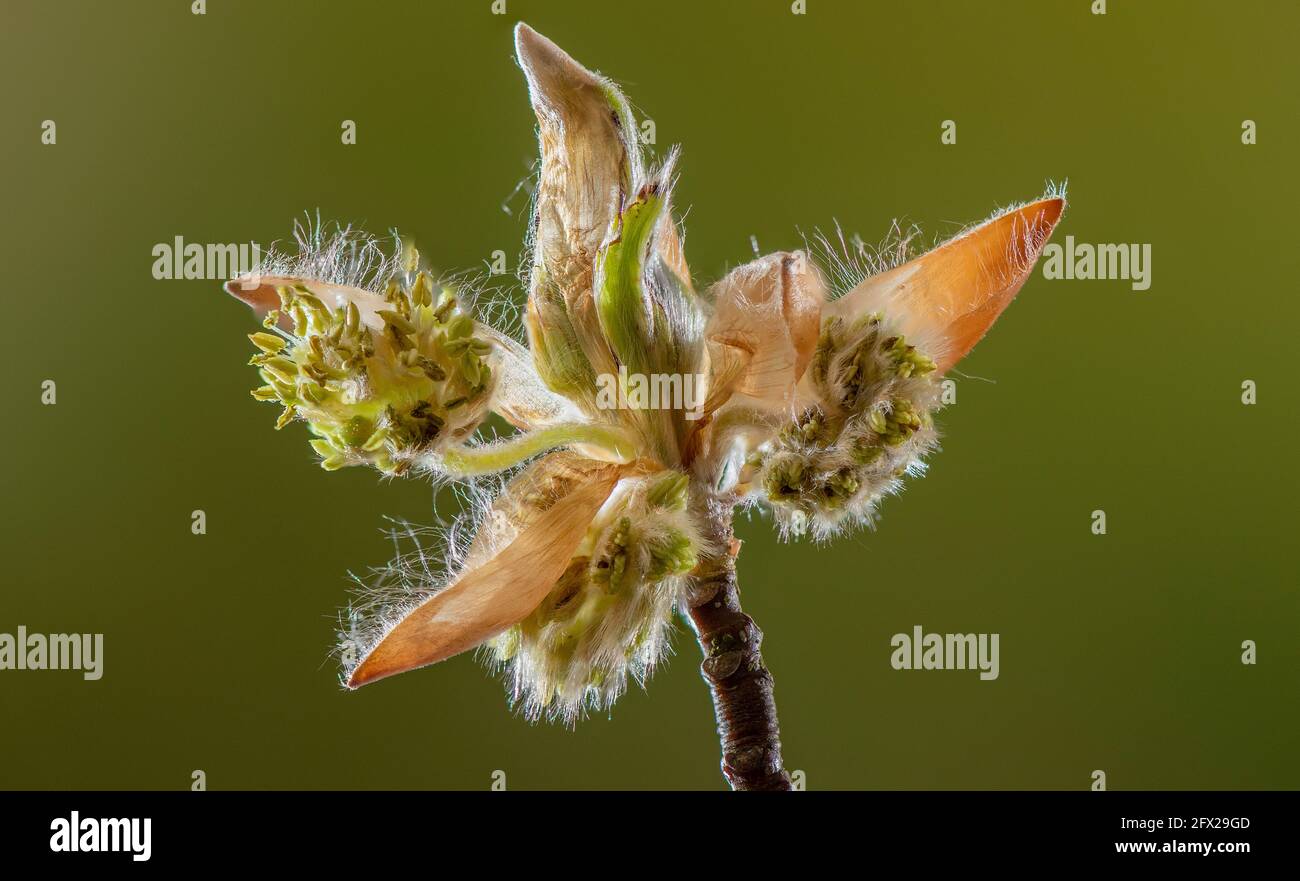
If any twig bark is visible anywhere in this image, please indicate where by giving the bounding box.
[686,509,792,791]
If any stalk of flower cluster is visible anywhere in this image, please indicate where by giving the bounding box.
[686,503,792,791]
[434,422,637,476]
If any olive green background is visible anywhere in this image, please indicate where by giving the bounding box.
[2,0,1296,790]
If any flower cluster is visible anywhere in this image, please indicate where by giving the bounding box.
[247,271,495,475]
[750,312,941,540]
[221,23,1064,723]
[488,470,701,721]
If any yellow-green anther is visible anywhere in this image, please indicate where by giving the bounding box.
[296,292,330,324]
[378,309,416,335]
[433,290,456,323]
[309,438,337,458]
[260,357,298,385]
[299,382,326,404]
[400,237,419,273]
[258,370,294,399]
[417,357,446,382]
[275,406,296,429]
[249,332,285,354]
[781,408,831,447]
[459,354,482,388]
[445,314,474,340]
[250,385,279,402]
[799,414,822,444]
[868,408,888,434]
[388,326,415,351]
[892,398,921,429]
[411,271,433,307]
[881,333,936,378]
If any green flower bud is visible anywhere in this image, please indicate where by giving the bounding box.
[761,451,808,499]
[645,470,689,511]
[645,528,697,580]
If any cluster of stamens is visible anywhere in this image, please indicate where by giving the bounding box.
[248,273,494,475]
[489,470,700,722]
[750,312,941,539]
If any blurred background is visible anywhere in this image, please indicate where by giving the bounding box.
[1,0,1296,790]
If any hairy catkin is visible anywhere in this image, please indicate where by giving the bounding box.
[486,471,705,723]
[752,312,941,541]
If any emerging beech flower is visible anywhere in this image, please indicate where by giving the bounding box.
[222,24,1064,790]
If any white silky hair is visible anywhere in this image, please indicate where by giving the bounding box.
[256,213,403,293]
[336,464,521,683]
[484,471,710,725]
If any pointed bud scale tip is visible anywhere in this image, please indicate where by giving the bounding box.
[514,23,588,97]
[224,277,301,333]
[225,277,278,315]
[831,195,1066,374]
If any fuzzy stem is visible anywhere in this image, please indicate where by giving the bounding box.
[686,506,792,791]
[433,423,636,476]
